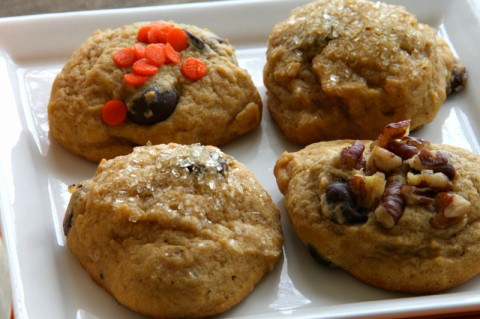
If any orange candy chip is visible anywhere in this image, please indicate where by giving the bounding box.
[145,44,166,66]
[167,27,189,51]
[181,57,207,81]
[113,21,193,85]
[132,58,159,75]
[123,72,149,86]
[148,24,173,44]
[133,43,146,59]
[112,47,136,67]
[164,43,181,65]
[102,100,127,126]
[112,20,206,91]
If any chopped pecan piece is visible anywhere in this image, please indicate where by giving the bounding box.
[402,136,430,149]
[401,185,436,205]
[331,120,465,230]
[439,193,471,218]
[367,145,403,174]
[407,149,456,180]
[340,140,365,170]
[373,120,410,149]
[417,149,448,167]
[406,171,453,192]
[436,164,456,181]
[387,136,430,160]
[374,176,406,229]
[430,192,471,229]
[348,172,386,209]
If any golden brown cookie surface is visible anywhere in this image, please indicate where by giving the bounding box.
[64,143,283,318]
[274,121,480,293]
[264,0,464,144]
[49,21,262,163]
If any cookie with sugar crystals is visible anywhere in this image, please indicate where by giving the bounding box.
[49,21,262,163]
[63,143,283,318]
[274,120,480,293]
[264,0,466,145]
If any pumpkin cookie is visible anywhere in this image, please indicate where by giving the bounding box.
[264,0,466,144]
[64,143,283,318]
[49,21,262,162]
[274,120,480,293]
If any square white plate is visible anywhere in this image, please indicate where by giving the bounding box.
[1,0,480,318]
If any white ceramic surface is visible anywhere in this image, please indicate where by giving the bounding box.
[1,0,480,318]
[0,238,11,319]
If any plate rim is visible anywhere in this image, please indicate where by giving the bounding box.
[1,0,480,318]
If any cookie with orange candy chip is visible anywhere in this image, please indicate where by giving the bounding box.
[49,21,262,163]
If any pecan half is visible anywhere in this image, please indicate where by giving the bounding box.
[430,192,471,229]
[374,176,406,229]
[340,140,365,170]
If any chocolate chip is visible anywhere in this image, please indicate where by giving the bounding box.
[325,182,367,224]
[213,36,226,44]
[63,205,74,236]
[308,244,334,267]
[447,62,467,95]
[63,183,87,236]
[185,30,205,50]
[128,87,179,125]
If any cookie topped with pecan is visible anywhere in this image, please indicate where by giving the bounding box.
[274,120,480,293]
